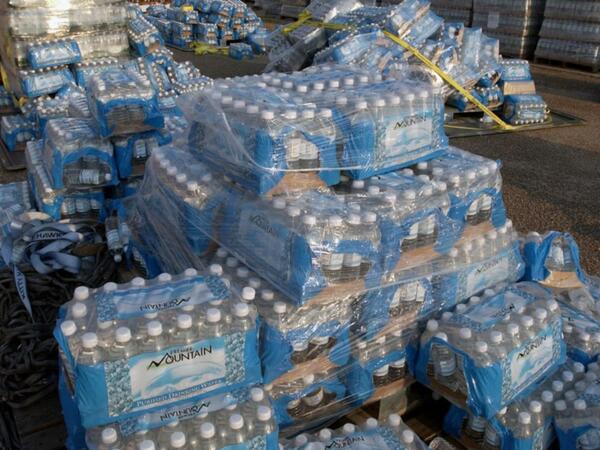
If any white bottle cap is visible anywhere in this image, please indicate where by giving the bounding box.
[158,273,172,282]
[552,380,564,392]
[302,109,315,119]
[564,390,577,401]
[61,320,77,337]
[257,405,272,421]
[184,268,198,277]
[284,109,297,120]
[580,331,591,342]
[74,286,90,301]
[200,422,215,439]
[348,213,361,225]
[101,427,118,444]
[363,211,377,224]
[475,341,488,353]
[518,412,531,425]
[273,198,286,210]
[534,308,548,321]
[562,370,574,383]
[506,323,519,336]
[319,108,333,119]
[459,328,472,339]
[131,277,145,287]
[295,435,308,446]
[303,215,317,226]
[435,332,448,342]
[367,185,381,196]
[229,414,244,430]
[554,400,567,411]
[250,387,265,402]
[388,413,401,427]
[541,390,553,403]
[448,248,459,258]
[209,264,223,276]
[273,301,287,314]
[455,304,467,313]
[216,248,228,258]
[403,189,417,201]
[426,319,438,332]
[529,400,542,413]
[261,289,275,302]
[147,321,163,337]
[115,327,132,343]
[521,316,534,328]
[81,332,98,349]
[546,299,559,312]
[287,206,301,218]
[574,399,587,410]
[573,362,585,374]
[226,257,239,268]
[139,440,155,450]
[247,105,259,114]
[103,282,118,293]
[242,286,256,301]
[234,303,250,318]
[170,431,186,448]
[328,215,343,227]
[177,314,192,329]
[319,428,332,441]
[342,423,355,435]
[365,418,378,430]
[469,296,481,305]
[401,430,415,444]
[71,302,88,320]
[236,267,250,279]
[261,110,274,120]
[490,331,503,344]
[206,308,221,323]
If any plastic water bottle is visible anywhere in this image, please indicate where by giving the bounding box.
[389,356,407,381]
[520,316,536,340]
[514,412,532,440]
[108,327,136,361]
[373,364,390,387]
[140,321,167,353]
[254,405,276,436]
[401,430,418,450]
[139,440,156,450]
[171,314,196,346]
[223,414,246,446]
[505,323,521,348]
[96,319,115,351]
[205,308,224,337]
[432,332,456,387]
[197,422,218,450]
[100,427,122,450]
[341,423,356,436]
[233,303,254,333]
[464,413,486,442]
[483,407,505,450]
[489,331,507,360]
[158,420,184,449]
[529,400,544,433]
[78,332,103,365]
[169,431,188,450]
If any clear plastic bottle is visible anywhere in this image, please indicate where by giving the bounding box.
[489,331,507,360]
[99,427,122,450]
[205,308,224,338]
[254,405,276,437]
[528,400,544,434]
[373,364,390,387]
[108,327,136,361]
[514,412,532,440]
[520,316,536,340]
[139,439,156,450]
[140,321,167,353]
[505,322,521,349]
[483,407,505,450]
[432,332,456,387]
[171,314,196,346]
[222,414,246,446]
[169,431,188,450]
[401,429,418,450]
[158,420,184,450]
[197,422,218,450]
[464,413,486,442]
[96,319,115,351]
[78,332,103,365]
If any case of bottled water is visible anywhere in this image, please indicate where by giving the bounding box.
[26,38,82,70]
[82,388,279,450]
[416,282,566,419]
[0,181,32,246]
[72,58,124,89]
[128,16,165,57]
[25,140,107,221]
[282,415,428,449]
[0,114,36,151]
[18,66,75,98]
[86,69,165,138]
[442,359,587,450]
[54,270,262,428]
[41,118,118,190]
[113,129,172,180]
[502,95,549,126]
[523,231,585,288]
[229,43,256,60]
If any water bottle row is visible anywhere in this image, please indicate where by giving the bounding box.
[88,390,275,450]
[540,20,600,44]
[535,38,600,69]
[5,1,128,39]
[543,0,600,23]
[503,95,549,126]
[472,13,543,36]
[0,114,36,151]
[284,415,426,450]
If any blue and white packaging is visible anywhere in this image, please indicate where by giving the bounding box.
[41,118,118,190]
[113,129,172,179]
[87,69,165,138]
[128,16,164,56]
[54,270,262,428]
[229,42,255,60]
[503,95,549,126]
[416,282,566,419]
[19,66,75,98]
[0,114,36,151]
[84,387,278,450]
[73,58,123,89]
[27,39,82,69]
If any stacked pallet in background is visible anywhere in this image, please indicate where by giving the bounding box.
[431,0,473,26]
[472,0,546,59]
[535,0,600,72]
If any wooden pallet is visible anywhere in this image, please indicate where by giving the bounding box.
[534,57,599,74]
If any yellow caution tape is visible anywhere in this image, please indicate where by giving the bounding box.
[279,13,519,130]
[182,5,194,12]
[191,42,230,56]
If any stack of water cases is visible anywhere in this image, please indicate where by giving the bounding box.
[54,270,276,450]
[123,58,532,433]
[535,0,600,71]
[430,0,473,26]
[144,0,268,51]
[471,0,545,58]
[281,0,310,19]
[0,181,32,258]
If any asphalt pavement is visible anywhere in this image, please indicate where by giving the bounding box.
[2,52,599,274]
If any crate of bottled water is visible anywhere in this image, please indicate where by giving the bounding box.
[18,66,75,98]
[72,58,123,89]
[86,69,165,138]
[26,38,82,69]
[25,140,107,221]
[523,231,585,289]
[283,415,428,449]
[0,114,36,151]
[113,129,172,180]
[416,282,566,419]
[432,223,525,310]
[41,118,118,190]
[82,387,279,450]
[54,270,262,428]
[128,16,165,57]
[498,59,536,96]
[502,94,549,125]
[0,181,32,244]
[443,359,586,450]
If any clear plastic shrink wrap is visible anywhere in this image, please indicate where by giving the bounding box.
[122,137,528,434]
[179,64,447,196]
[53,269,262,429]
